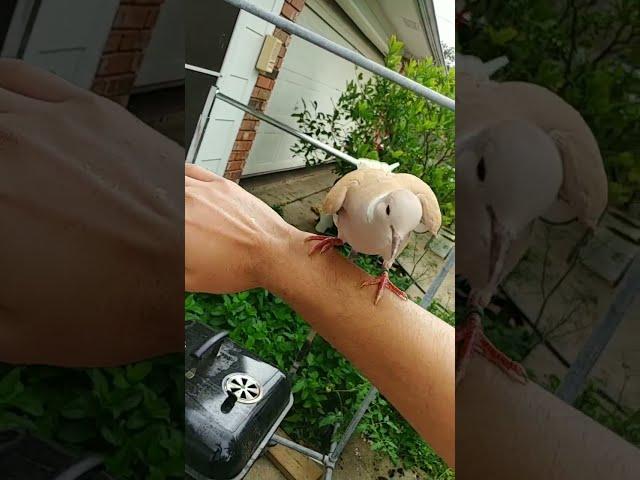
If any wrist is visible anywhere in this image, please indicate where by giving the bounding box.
[253,224,306,292]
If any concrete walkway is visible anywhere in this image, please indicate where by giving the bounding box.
[503,212,640,407]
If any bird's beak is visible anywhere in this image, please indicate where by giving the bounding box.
[484,205,512,305]
[389,227,404,265]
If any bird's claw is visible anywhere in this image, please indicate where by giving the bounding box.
[305,235,344,256]
[360,271,408,305]
[456,311,528,385]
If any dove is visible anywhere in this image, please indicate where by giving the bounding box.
[315,157,400,234]
[457,118,564,307]
[306,161,441,304]
[457,56,607,306]
[454,55,608,383]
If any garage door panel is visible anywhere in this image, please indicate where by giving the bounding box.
[244,4,377,176]
[198,119,234,165]
[194,0,285,173]
[243,131,289,174]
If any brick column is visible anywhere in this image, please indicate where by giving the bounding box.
[223,0,305,181]
[91,0,165,105]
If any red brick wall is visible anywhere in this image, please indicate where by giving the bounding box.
[223,0,305,181]
[91,0,165,105]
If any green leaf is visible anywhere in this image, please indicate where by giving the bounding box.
[0,368,23,403]
[58,420,97,443]
[11,390,44,416]
[88,369,110,400]
[61,395,94,419]
[126,362,153,383]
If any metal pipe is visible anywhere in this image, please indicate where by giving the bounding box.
[270,434,327,463]
[420,247,455,308]
[216,89,358,165]
[556,253,640,404]
[187,86,218,164]
[185,63,222,77]
[52,454,103,480]
[329,386,379,461]
[325,466,334,480]
[223,0,455,111]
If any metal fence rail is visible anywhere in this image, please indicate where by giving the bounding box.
[223,0,455,111]
[216,89,359,166]
[556,253,640,404]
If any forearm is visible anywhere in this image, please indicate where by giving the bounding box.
[263,228,455,466]
[457,355,640,479]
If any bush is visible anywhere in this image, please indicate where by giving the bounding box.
[0,357,183,480]
[291,36,456,226]
[458,0,640,208]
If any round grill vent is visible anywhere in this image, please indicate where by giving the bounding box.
[223,373,262,404]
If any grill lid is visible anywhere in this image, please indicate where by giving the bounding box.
[185,321,293,480]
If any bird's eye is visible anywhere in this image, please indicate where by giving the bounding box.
[477,157,486,181]
[386,205,391,215]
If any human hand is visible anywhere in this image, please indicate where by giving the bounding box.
[0,59,183,366]
[185,164,300,294]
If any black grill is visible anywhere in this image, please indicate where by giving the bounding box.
[185,321,293,480]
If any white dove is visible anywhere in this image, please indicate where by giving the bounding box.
[306,161,441,304]
[457,55,608,305]
[455,55,608,382]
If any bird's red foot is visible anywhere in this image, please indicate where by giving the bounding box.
[305,235,344,255]
[360,271,408,305]
[456,311,527,385]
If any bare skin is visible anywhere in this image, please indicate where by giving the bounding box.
[185,165,456,467]
[458,355,640,479]
[0,60,183,366]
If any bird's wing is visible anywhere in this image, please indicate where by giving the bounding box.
[322,170,362,214]
[394,173,442,235]
[549,129,607,228]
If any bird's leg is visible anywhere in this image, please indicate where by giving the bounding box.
[456,307,527,385]
[305,235,344,256]
[346,247,359,261]
[360,270,408,305]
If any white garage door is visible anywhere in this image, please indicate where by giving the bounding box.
[193,0,284,176]
[3,0,119,89]
[242,0,382,176]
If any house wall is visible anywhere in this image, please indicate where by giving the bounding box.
[222,0,306,182]
[91,0,165,105]
[241,0,381,176]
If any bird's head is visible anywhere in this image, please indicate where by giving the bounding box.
[457,119,563,287]
[458,119,563,235]
[368,189,422,268]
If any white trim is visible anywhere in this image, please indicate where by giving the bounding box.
[334,0,392,55]
[193,0,285,176]
[1,0,37,57]
[186,85,218,164]
[185,63,222,77]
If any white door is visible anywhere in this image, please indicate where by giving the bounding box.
[194,0,285,175]
[6,0,119,89]
[135,0,184,88]
[242,0,382,176]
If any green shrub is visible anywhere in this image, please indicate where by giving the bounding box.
[291,36,455,226]
[186,289,453,478]
[459,0,640,208]
[0,357,183,480]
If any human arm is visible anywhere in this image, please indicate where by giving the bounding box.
[457,355,640,479]
[0,60,184,367]
[185,166,455,466]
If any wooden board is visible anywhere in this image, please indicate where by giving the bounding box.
[266,429,324,480]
